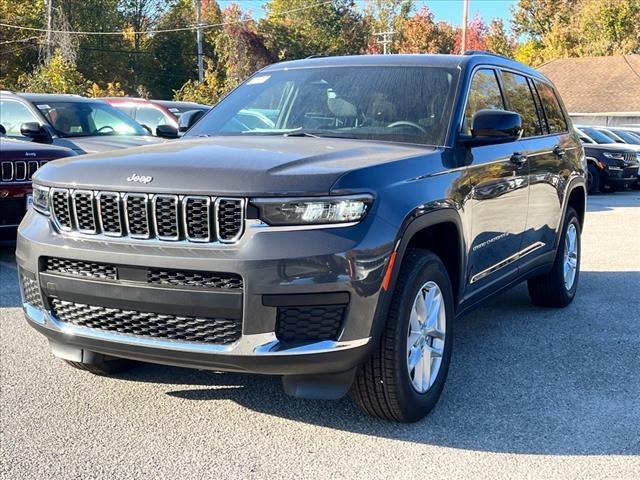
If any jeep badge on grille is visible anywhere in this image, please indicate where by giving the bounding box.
[126,173,153,184]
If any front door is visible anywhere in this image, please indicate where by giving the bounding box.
[460,68,530,299]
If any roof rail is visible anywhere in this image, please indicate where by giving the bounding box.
[306,54,327,59]
[0,90,14,94]
[463,50,511,60]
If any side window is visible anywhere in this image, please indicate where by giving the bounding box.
[534,81,567,133]
[463,69,504,134]
[500,71,542,137]
[135,107,168,131]
[0,100,39,136]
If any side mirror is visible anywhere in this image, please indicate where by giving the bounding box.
[462,110,523,147]
[155,124,179,139]
[178,110,205,133]
[20,122,50,141]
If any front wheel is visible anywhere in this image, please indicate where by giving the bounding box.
[351,249,454,422]
[528,207,581,307]
[587,163,600,194]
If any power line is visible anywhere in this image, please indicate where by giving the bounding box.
[0,35,41,45]
[0,0,333,36]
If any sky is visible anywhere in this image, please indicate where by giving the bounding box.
[217,0,519,32]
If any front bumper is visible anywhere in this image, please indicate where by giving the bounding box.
[603,165,639,185]
[17,209,396,375]
[0,183,32,238]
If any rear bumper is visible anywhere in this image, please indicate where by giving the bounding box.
[17,209,396,375]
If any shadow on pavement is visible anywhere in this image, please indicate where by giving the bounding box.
[113,270,640,456]
[587,190,640,212]
[0,246,21,308]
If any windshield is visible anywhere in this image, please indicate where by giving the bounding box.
[36,101,148,137]
[611,129,640,145]
[186,66,459,146]
[579,127,615,144]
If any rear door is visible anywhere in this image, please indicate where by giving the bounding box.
[520,78,576,263]
[462,68,530,297]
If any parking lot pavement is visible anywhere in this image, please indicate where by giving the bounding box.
[1,191,639,479]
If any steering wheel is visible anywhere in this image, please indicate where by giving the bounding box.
[97,125,115,133]
[386,121,427,133]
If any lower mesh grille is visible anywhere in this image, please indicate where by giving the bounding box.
[20,272,44,309]
[276,305,345,342]
[147,268,243,290]
[51,299,242,344]
[45,257,117,280]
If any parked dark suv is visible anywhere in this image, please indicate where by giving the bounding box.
[17,53,586,422]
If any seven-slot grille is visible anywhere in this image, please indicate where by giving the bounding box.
[623,153,638,164]
[49,189,245,243]
[1,160,48,182]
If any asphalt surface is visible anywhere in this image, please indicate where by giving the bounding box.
[1,191,639,479]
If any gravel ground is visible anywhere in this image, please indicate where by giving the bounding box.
[1,191,639,479]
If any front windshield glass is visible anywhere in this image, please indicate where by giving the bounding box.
[611,129,640,145]
[579,127,614,144]
[186,66,459,146]
[36,101,148,137]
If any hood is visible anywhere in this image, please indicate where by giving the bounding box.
[583,142,640,153]
[34,136,433,196]
[55,135,165,154]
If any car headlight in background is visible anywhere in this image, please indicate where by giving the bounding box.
[31,184,50,215]
[602,152,624,160]
[252,195,373,226]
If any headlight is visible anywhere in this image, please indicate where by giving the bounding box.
[32,184,50,215]
[252,195,373,226]
[603,152,624,160]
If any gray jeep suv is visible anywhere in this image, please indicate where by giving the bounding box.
[17,53,586,422]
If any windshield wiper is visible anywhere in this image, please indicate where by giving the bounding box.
[283,131,321,138]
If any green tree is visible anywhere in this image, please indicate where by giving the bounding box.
[364,0,413,53]
[486,18,515,57]
[0,0,45,88]
[395,6,456,54]
[261,0,366,60]
[17,49,87,94]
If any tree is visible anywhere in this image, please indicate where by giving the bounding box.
[363,0,413,53]
[454,12,487,53]
[18,49,87,94]
[395,6,455,54]
[486,19,515,57]
[574,0,640,56]
[261,0,366,60]
[86,81,126,97]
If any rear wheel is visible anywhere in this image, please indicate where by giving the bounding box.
[64,353,136,376]
[351,249,454,422]
[528,207,581,308]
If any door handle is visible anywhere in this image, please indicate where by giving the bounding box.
[510,152,527,167]
[553,146,566,157]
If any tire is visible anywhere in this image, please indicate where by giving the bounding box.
[64,354,136,376]
[528,207,581,308]
[587,163,600,194]
[601,184,618,193]
[351,249,454,422]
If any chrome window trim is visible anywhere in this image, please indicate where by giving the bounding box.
[96,191,124,237]
[183,195,212,243]
[50,188,74,232]
[72,189,98,235]
[215,197,245,244]
[123,192,151,239]
[152,194,180,241]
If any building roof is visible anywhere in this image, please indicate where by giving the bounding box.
[538,55,640,114]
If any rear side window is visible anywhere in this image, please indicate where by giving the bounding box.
[463,69,504,134]
[500,71,542,137]
[535,81,567,133]
[0,100,39,136]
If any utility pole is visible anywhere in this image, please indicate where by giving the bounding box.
[375,31,394,55]
[461,0,469,53]
[196,0,204,83]
[45,0,53,62]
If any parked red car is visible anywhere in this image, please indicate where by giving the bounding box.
[0,136,76,240]
[100,97,209,136]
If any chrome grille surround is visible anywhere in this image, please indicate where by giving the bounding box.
[152,194,180,241]
[124,193,151,239]
[48,188,245,244]
[51,188,73,231]
[72,190,98,234]
[96,192,123,237]
[215,197,245,243]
